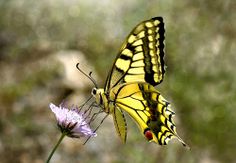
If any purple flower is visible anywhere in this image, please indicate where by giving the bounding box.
[49,102,97,138]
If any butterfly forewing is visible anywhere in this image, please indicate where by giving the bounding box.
[105,17,165,92]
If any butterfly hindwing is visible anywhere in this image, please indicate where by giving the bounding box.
[109,82,186,146]
[105,17,165,91]
[112,106,127,143]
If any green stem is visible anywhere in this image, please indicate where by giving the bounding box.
[46,132,66,163]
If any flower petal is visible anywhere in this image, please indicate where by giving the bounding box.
[49,102,97,138]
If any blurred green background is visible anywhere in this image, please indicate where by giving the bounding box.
[0,0,235,162]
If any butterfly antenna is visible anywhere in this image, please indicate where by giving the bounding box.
[88,71,98,88]
[83,113,108,145]
[76,63,98,88]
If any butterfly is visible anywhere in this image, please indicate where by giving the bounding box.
[91,17,187,146]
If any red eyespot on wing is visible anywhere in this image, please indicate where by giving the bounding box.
[144,129,153,141]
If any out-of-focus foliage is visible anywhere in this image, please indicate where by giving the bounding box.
[0,0,235,162]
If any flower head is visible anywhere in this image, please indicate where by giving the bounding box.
[49,102,97,138]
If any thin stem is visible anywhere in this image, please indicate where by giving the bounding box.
[46,132,67,163]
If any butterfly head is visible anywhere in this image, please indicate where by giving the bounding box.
[91,87,105,105]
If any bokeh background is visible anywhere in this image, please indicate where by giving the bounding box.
[0,0,235,162]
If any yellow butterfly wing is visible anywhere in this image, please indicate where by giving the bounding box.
[111,106,127,143]
[104,17,165,91]
[110,83,187,146]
